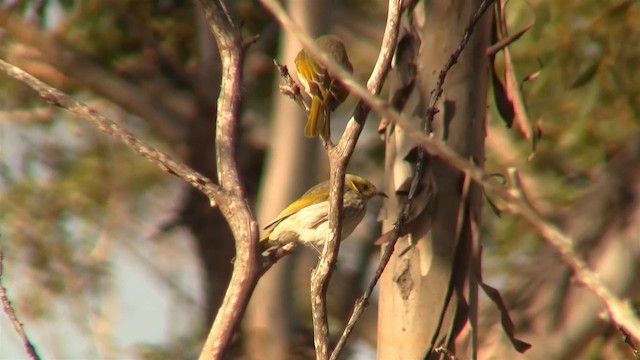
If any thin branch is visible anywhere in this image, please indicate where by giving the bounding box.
[274,60,309,113]
[196,1,260,360]
[204,2,244,193]
[407,116,640,347]
[419,91,640,345]
[259,0,402,358]
[0,244,42,360]
[505,170,640,341]
[423,0,496,126]
[485,22,533,57]
[0,59,226,204]
[0,58,262,358]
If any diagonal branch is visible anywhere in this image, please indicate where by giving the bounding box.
[0,59,225,203]
[0,244,41,360]
[422,0,496,127]
[259,0,402,358]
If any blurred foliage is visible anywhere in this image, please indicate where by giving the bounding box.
[485,0,640,261]
[57,0,196,67]
[1,118,165,316]
[519,0,638,171]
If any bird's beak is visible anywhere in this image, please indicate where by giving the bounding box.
[377,191,388,198]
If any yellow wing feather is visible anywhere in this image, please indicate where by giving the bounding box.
[262,181,331,232]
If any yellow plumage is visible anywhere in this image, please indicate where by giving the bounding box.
[294,35,353,140]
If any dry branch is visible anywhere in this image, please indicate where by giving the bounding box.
[196,1,260,359]
[0,59,224,202]
[274,60,309,113]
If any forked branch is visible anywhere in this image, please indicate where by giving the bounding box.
[196,1,260,360]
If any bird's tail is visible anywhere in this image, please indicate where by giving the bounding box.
[305,95,330,139]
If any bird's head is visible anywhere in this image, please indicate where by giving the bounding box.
[346,174,387,200]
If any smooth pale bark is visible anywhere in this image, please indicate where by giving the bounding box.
[378,1,491,358]
[243,1,327,358]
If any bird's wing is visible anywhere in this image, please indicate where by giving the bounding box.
[296,51,334,98]
[262,183,330,231]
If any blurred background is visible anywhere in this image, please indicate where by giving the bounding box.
[0,0,638,359]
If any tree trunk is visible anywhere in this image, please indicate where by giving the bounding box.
[378,1,491,358]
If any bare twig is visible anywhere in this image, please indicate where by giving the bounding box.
[259,0,402,358]
[0,244,41,360]
[485,23,533,57]
[418,103,640,345]
[274,60,309,113]
[506,169,640,341]
[423,0,496,126]
[196,1,260,360]
[0,53,261,357]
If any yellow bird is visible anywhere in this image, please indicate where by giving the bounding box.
[295,35,353,140]
[261,174,385,250]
